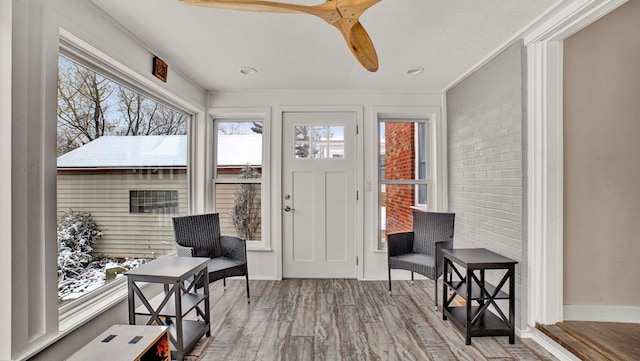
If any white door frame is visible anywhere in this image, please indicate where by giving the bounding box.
[525,0,627,328]
[274,106,364,280]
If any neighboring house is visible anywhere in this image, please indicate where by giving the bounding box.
[57,134,261,258]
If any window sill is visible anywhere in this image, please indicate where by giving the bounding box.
[19,277,156,361]
[246,243,272,252]
[58,276,131,332]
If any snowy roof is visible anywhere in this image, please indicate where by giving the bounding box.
[57,134,262,169]
[216,133,262,166]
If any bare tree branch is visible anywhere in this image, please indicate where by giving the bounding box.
[57,56,187,156]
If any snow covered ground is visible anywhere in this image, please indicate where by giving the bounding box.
[56,210,152,302]
[58,257,148,302]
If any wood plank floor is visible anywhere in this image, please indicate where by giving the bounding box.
[537,321,640,361]
[191,279,559,361]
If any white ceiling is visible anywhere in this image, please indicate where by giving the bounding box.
[90,0,560,93]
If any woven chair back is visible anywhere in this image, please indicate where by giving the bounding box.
[172,213,223,258]
[411,211,455,255]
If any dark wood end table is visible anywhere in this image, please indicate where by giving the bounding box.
[442,248,518,345]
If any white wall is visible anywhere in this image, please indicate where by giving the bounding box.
[209,92,444,280]
[563,0,640,310]
[9,0,206,359]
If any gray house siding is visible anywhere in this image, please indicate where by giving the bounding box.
[57,170,187,258]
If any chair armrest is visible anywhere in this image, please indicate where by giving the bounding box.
[175,242,194,257]
[221,235,247,262]
[387,232,414,257]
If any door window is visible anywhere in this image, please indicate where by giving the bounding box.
[294,125,345,159]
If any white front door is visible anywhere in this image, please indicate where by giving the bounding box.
[282,111,357,278]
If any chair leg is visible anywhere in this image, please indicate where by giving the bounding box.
[411,272,414,285]
[245,273,251,304]
[388,266,392,295]
[223,277,226,291]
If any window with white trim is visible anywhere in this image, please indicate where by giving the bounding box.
[378,118,430,250]
[213,120,264,242]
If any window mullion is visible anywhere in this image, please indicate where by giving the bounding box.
[381,179,430,185]
[214,178,262,184]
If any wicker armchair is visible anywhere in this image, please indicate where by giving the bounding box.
[172,213,250,303]
[387,211,455,310]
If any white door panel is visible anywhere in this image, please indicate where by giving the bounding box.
[282,111,356,278]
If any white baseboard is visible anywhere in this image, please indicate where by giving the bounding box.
[248,276,280,280]
[520,327,582,361]
[564,305,640,323]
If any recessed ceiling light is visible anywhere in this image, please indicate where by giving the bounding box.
[406,67,424,75]
[239,67,258,75]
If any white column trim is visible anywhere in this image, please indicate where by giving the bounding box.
[525,0,627,327]
[1,0,13,359]
[526,40,564,325]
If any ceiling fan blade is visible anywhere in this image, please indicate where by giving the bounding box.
[333,19,379,72]
[181,0,381,72]
[336,0,381,20]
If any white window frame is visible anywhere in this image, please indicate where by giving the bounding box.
[377,118,430,250]
[209,108,272,251]
[56,29,202,332]
[373,106,446,252]
[414,121,429,210]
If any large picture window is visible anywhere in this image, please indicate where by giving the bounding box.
[378,118,430,249]
[56,55,188,305]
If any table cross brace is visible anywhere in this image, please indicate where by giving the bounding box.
[469,271,510,326]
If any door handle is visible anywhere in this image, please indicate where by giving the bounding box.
[284,206,292,212]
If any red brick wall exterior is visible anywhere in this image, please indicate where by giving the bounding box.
[384,123,415,235]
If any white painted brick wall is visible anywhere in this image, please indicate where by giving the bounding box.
[446,41,528,329]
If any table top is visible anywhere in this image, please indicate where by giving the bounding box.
[125,256,209,279]
[442,248,517,268]
[66,324,168,361]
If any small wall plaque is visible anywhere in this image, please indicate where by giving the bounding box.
[152,56,168,82]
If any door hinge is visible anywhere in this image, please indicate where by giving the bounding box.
[356,124,359,134]
[356,190,359,200]
[356,256,359,266]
